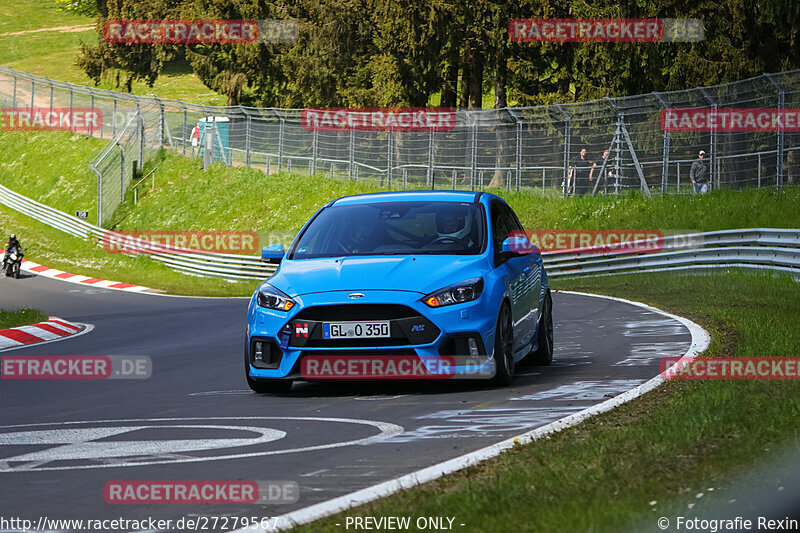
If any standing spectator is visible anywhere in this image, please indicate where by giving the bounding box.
[690,150,709,194]
[568,148,593,197]
[190,122,201,156]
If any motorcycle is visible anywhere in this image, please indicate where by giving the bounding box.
[3,246,24,278]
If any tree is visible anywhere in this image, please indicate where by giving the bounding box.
[76,0,180,92]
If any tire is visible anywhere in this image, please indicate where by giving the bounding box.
[490,302,515,386]
[528,290,554,366]
[244,343,293,393]
[13,262,20,279]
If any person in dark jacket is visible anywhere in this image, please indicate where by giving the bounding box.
[690,150,709,194]
[568,148,593,197]
[3,234,22,268]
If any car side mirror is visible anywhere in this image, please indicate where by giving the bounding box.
[261,244,285,264]
[501,236,537,257]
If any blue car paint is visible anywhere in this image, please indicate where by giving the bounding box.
[246,191,549,381]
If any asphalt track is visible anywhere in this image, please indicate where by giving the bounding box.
[0,272,692,528]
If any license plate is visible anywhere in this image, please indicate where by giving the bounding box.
[322,321,390,339]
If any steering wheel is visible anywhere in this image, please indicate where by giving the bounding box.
[428,236,469,247]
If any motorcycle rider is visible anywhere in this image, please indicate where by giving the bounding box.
[3,234,22,269]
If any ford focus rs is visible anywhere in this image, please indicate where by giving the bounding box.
[245,191,553,393]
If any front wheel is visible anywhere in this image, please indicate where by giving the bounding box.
[490,303,515,386]
[12,262,20,279]
[528,290,554,366]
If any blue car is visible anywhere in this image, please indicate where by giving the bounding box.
[245,191,553,392]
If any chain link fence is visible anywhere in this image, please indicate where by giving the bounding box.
[1,65,799,227]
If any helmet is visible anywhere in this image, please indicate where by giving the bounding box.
[9,234,16,241]
[435,206,473,241]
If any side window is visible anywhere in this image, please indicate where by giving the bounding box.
[502,204,524,235]
[490,202,513,254]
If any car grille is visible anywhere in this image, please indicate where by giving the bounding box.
[288,304,439,347]
[293,304,418,321]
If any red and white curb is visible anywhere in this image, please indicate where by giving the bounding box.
[21,259,154,293]
[0,316,93,352]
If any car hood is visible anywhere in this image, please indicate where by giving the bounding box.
[266,255,490,296]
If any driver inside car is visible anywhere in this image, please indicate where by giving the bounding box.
[434,209,476,248]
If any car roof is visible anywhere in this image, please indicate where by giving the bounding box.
[328,190,498,207]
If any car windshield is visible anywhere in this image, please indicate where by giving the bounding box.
[290,201,485,259]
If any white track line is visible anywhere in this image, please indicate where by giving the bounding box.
[234,290,711,533]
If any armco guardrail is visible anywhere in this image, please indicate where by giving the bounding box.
[2,183,798,280]
[0,184,276,280]
[543,228,800,277]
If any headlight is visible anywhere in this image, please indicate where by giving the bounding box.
[257,284,296,311]
[422,278,484,308]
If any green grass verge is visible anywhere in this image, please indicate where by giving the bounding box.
[0,0,224,104]
[0,202,259,296]
[288,270,800,532]
[0,308,49,329]
[2,130,799,295]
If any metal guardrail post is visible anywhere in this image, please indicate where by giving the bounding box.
[152,96,164,146]
[89,88,95,138]
[654,93,670,193]
[387,128,393,187]
[553,104,570,196]
[348,128,354,180]
[179,102,187,156]
[119,141,125,201]
[700,88,717,190]
[279,114,285,172]
[618,113,652,198]
[311,127,318,175]
[426,125,434,188]
[244,109,252,167]
[758,153,762,188]
[766,74,785,189]
[112,95,117,139]
[470,121,478,190]
[139,112,145,166]
[513,114,522,191]
[30,77,35,109]
[91,164,102,227]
